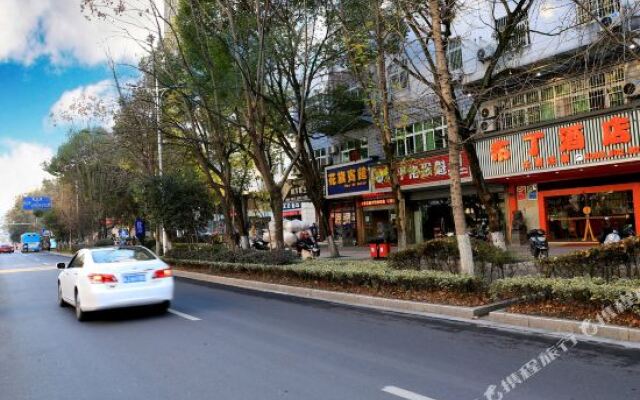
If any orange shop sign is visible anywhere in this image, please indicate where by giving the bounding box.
[371,153,470,191]
[478,110,640,179]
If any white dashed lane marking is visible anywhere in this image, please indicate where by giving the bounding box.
[382,386,438,400]
[168,309,201,321]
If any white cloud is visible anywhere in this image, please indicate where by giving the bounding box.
[0,141,54,224]
[0,0,162,66]
[48,79,119,129]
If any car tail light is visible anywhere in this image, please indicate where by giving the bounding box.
[88,273,118,284]
[153,267,173,279]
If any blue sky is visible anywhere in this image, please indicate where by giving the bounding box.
[0,61,110,149]
[0,0,158,229]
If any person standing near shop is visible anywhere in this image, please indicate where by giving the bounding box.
[309,223,319,242]
[599,217,613,244]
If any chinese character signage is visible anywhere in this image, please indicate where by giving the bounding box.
[478,110,640,179]
[22,196,52,211]
[371,153,470,191]
[283,201,302,210]
[325,160,371,198]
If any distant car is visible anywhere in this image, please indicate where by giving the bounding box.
[57,246,174,321]
[20,232,41,252]
[0,243,14,253]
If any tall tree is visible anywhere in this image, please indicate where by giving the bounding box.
[336,0,410,249]
[260,0,344,256]
[396,0,535,251]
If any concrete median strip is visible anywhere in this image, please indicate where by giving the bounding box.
[173,270,640,346]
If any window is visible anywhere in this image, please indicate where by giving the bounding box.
[495,14,531,49]
[388,57,409,92]
[394,117,447,157]
[69,254,84,269]
[496,66,626,131]
[339,138,368,163]
[447,37,463,71]
[313,148,329,168]
[576,0,621,24]
[91,248,156,264]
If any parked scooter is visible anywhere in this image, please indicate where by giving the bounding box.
[527,229,549,259]
[250,230,270,250]
[295,231,320,258]
[621,224,635,238]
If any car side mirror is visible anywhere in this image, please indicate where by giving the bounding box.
[57,263,66,269]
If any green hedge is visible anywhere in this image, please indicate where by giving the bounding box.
[165,246,298,265]
[388,237,521,279]
[490,276,640,312]
[165,258,485,294]
[537,236,640,281]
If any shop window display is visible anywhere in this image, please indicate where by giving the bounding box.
[545,190,635,242]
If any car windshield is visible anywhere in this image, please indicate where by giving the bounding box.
[91,248,156,264]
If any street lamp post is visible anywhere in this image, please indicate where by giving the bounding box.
[154,76,169,256]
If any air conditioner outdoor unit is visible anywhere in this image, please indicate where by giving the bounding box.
[623,80,640,97]
[477,45,496,62]
[480,105,498,119]
[479,119,497,133]
[601,11,622,29]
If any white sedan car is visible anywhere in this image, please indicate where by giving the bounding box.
[57,246,174,321]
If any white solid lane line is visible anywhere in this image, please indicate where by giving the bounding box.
[382,386,438,400]
[168,308,201,321]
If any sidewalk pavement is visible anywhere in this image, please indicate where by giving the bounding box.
[319,242,598,260]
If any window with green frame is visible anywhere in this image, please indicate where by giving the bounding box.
[394,117,447,157]
[496,66,626,131]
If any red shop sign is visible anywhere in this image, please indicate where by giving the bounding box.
[371,153,470,190]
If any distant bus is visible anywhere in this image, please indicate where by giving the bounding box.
[20,232,41,253]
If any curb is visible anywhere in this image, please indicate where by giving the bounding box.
[487,311,640,343]
[174,269,640,347]
[174,270,479,319]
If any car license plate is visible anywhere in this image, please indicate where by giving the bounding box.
[123,273,146,283]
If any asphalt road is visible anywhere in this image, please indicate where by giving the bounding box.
[1,252,639,400]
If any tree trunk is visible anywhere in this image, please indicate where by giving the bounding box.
[232,192,250,250]
[373,6,406,250]
[307,178,340,257]
[462,139,506,249]
[429,0,474,274]
[269,191,285,250]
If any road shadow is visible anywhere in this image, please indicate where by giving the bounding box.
[75,304,170,323]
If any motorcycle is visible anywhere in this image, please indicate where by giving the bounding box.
[621,224,635,238]
[295,234,320,258]
[527,229,549,259]
[250,236,270,251]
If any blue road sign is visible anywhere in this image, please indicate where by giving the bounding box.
[22,196,52,211]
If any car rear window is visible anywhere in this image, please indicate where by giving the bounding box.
[91,248,156,264]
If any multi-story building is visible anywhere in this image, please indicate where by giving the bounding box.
[469,0,640,244]
[319,0,640,246]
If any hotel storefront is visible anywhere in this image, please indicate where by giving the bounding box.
[325,159,372,245]
[477,108,640,243]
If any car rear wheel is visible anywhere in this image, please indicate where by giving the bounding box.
[75,290,88,322]
[158,301,170,314]
[57,283,66,307]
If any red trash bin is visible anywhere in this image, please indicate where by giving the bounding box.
[369,243,379,259]
[378,243,390,258]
